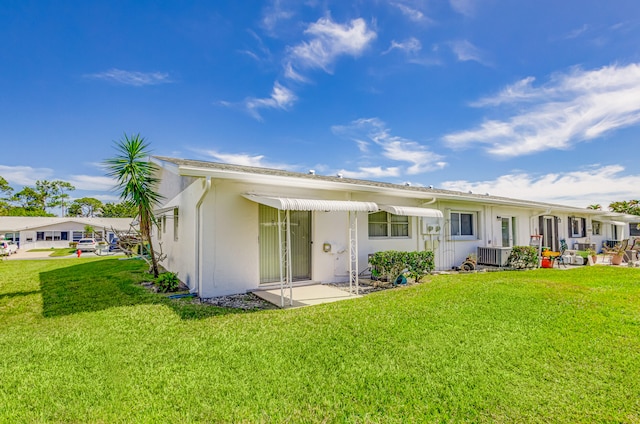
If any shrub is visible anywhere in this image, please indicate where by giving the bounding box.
[507,246,539,269]
[369,250,435,282]
[155,272,180,293]
[69,242,78,249]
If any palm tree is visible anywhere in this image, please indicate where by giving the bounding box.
[104,134,163,277]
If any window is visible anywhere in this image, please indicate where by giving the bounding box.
[450,211,477,239]
[157,217,162,240]
[173,208,179,241]
[72,231,83,241]
[368,211,409,238]
[569,217,586,238]
[592,221,601,236]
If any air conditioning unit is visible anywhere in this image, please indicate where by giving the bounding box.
[477,247,512,267]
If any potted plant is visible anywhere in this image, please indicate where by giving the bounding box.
[610,245,626,265]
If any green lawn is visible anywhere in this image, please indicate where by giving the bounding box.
[1,259,639,422]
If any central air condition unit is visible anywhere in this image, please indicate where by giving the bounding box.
[477,247,512,267]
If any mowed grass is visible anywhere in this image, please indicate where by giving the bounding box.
[1,259,639,422]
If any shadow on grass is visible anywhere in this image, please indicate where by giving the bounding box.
[39,258,247,320]
[0,290,40,300]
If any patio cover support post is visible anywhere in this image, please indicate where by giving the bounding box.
[349,211,359,295]
[286,209,293,306]
[277,209,293,308]
[278,210,284,308]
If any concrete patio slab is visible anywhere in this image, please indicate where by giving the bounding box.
[253,284,361,308]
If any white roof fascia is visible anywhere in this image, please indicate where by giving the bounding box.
[243,194,378,212]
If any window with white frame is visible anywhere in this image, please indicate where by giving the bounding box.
[368,211,409,238]
[450,211,477,239]
[592,221,601,236]
[173,208,179,241]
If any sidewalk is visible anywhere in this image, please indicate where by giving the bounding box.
[4,249,123,260]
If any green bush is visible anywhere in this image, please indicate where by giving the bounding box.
[507,246,539,269]
[155,272,180,293]
[369,250,435,281]
[69,242,78,249]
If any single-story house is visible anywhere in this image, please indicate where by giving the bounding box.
[151,156,637,298]
[0,217,137,250]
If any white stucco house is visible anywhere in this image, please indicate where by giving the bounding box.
[151,156,636,298]
[0,217,136,250]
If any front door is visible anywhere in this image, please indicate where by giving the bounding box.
[501,217,515,247]
[542,216,558,251]
[259,205,311,284]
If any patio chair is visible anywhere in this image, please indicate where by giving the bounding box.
[556,239,568,268]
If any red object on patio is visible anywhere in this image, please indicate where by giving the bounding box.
[541,257,552,268]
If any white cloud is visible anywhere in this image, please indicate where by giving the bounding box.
[286,16,376,75]
[197,149,295,170]
[244,81,297,120]
[443,63,640,156]
[448,40,488,65]
[564,24,590,40]
[440,165,640,208]
[0,165,53,186]
[261,0,295,32]
[382,37,422,55]
[332,117,447,177]
[338,166,401,179]
[449,0,476,17]
[67,175,117,192]
[391,2,431,23]
[85,69,172,86]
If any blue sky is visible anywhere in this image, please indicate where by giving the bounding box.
[1,0,639,210]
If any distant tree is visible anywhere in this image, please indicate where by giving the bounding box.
[101,200,137,218]
[609,200,640,216]
[587,204,602,210]
[11,186,44,210]
[0,176,13,198]
[7,207,55,217]
[105,134,163,277]
[0,177,14,215]
[68,197,103,217]
[11,180,75,215]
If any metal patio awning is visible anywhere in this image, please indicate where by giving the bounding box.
[243,194,378,212]
[379,205,443,218]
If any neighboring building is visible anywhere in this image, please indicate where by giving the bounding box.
[151,156,636,298]
[0,217,136,250]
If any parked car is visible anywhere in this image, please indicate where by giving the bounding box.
[0,241,18,256]
[77,238,98,252]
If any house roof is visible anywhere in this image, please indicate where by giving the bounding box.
[152,156,635,221]
[0,217,136,232]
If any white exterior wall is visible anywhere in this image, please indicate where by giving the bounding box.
[154,166,635,297]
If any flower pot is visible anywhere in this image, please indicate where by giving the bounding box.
[611,254,624,265]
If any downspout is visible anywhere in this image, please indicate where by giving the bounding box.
[193,177,212,295]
